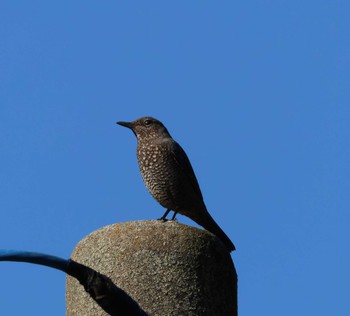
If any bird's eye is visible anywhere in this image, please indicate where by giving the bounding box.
[143,119,152,126]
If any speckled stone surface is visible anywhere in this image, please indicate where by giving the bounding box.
[66,220,237,316]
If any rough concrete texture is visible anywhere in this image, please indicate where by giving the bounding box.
[66,220,237,316]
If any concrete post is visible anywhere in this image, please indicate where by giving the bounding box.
[66,220,237,316]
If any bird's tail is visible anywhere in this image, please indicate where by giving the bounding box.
[190,208,235,252]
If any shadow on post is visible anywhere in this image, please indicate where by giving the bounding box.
[67,260,148,316]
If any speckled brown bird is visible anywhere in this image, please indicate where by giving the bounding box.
[117,116,235,252]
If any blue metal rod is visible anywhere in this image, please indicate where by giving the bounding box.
[0,250,69,272]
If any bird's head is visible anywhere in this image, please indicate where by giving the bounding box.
[117,117,171,141]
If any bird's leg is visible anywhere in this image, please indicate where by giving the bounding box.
[158,209,171,221]
[170,211,178,221]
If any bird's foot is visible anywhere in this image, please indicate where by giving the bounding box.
[158,209,171,222]
[170,211,178,221]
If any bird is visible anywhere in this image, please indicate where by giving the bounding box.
[117,116,235,252]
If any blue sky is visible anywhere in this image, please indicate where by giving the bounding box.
[1,1,349,315]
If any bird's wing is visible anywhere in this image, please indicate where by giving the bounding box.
[170,141,205,202]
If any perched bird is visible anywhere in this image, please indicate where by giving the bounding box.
[117,117,235,252]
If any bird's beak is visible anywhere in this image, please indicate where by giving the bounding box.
[116,121,132,129]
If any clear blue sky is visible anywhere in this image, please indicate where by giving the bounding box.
[1,1,349,315]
